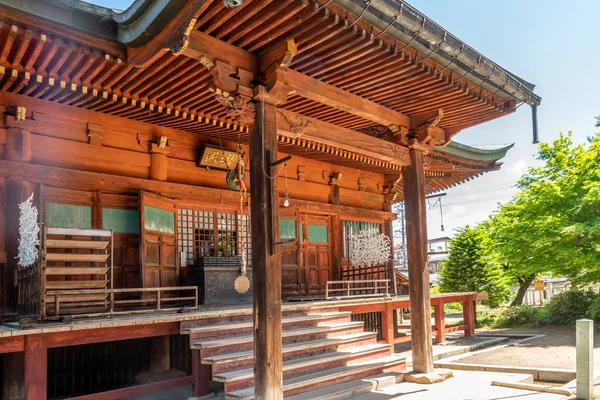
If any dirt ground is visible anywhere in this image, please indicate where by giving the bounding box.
[454,325,600,370]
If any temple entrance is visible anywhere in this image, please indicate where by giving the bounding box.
[281,211,332,297]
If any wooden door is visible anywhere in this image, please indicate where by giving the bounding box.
[280,211,332,297]
[140,192,178,288]
[302,214,332,295]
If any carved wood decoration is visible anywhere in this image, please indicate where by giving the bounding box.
[214,90,256,127]
[86,123,103,146]
[277,110,314,137]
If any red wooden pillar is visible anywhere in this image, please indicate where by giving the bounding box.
[463,300,475,337]
[402,148,434,373]
[24,334,47,400]
[250,87,283,399]
[192,350,210,396]
[433,300,446,343]
[381,302,395,352]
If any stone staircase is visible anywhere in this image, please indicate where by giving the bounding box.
[181,308,406,399]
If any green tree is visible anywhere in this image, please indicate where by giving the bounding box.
[439,225,510,307]
[489,132,600,305]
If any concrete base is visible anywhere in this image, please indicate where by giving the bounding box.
[403,368,454,384]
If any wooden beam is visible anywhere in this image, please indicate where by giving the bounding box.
[402,148,433,374]
[283,69,410,129]
[185,32,410,129]
[0,335,25,354]
[250,87,283,399]
[24,334,47,400]
[276,108,409,166]
[69,376,194,400]
[185,30,258,73]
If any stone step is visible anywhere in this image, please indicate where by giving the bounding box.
[285,372,403,400]
[181,312,352,338]
[224,354,406,400]
[191,321,365,356]
[216,344,392,392]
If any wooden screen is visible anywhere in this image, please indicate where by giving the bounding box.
[140,191,178,288]
[341,219,388,283]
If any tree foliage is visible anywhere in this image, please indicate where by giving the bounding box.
[439,225,510,307]
[488,132,600,304]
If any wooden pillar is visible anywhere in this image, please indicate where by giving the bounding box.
[402,148,433,374]
[433,300,446,343]
[250,88,283,400]
[24,334,47,400]
[150,335,171,372]
[381,302,395,351]
[462,300,475,337]
[383,216,397,296]
[3,351,24,399]
[5,126,33,315]
[149,153,168,181]
[331,215,343,280]
[192,350,210,397]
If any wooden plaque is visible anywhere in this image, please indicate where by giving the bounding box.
[197,144,239,171]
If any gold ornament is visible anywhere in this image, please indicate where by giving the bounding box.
[234,274,250,294]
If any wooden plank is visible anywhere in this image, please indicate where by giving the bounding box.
[46,227,112,237]
[45,293,108,303]
[68,376,194,400]
[45,280,109,290]
[276,108,409,166]
[24,334,46,400]
[185,30,258,73]
[0,335,25,353]
[284,69,410,129]
[402,148,433,374]
[45,239,110,249]
[45,267,109,276]
[250,91,283,399]
[46,322,179,348]
[45,253,109,263]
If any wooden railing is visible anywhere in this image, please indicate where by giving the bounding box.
[338,292,488,347]
[325,279,390,299]
[46,286,199,318]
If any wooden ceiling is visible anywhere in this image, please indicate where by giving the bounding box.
[0,0,512,196]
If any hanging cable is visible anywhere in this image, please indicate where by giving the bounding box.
[374,3,403,39]
[348,0,371,29]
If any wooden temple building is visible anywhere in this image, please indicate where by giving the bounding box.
[0,0,540,399]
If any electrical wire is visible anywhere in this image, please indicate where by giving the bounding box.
[259,94,285,180]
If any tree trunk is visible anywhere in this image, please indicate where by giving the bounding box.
[510,274,536,306]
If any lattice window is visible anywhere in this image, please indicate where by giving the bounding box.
[177,206,251,266]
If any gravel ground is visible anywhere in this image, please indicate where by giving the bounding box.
[455,325,600,370]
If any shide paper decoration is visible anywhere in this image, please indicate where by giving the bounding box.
[348,228,391,267]
[18,194,40,267]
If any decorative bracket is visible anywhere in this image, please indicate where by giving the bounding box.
[164,18,197,56]
[5,107,49,130]
[408,109,446,151]
[87,123,103,146]
[215,90,256,127]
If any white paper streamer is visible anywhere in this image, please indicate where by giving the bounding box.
[17,194,40,267]
[348,228,391,267]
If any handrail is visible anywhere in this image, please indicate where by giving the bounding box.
[325,279,390,300]
[46,286,199,318]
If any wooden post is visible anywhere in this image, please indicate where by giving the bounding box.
[381,302,395,351]
[192,350,210,397]
[402,148,433,374]
[384,215,398,296]
[462,300,475,337]
[24,334,47,400]
[433,301,446,343]
[250,87,283,400]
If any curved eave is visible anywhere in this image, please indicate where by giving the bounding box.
[434,142,514,162]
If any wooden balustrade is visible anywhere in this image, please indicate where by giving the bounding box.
[338,292,487,348]
[325,279,390,299]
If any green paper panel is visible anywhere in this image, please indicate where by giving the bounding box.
[46,202,92,229]
[102,208,140,234]
[279,219,296,239]
[144,206,175,234]
[308,225,328,243]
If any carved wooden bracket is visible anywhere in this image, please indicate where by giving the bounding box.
[408,109,446,151]
[200,57,254,95]
[6,108,49,130]
[328,171,343,186]
[87,123,103,146]
[136,133,174,154]
[165,18,197,56]
[357,177,365,192]
[215,90,256,127]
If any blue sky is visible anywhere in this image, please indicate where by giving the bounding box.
[89,0,600,238]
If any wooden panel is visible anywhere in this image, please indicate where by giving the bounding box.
[45,280,109,290]
[46,267,109,275]
[45,202,92,228]
[102,208,139,234]
[45,253,109,262]
[143,205,175,234]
